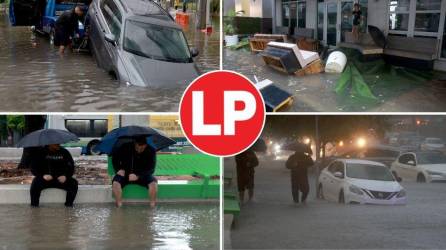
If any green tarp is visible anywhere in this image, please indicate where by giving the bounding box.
[334,48,434,107]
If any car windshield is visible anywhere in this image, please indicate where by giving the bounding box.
[426,138,442,144]
[346,163,395,181]
[123,19,191,63]
[417,152,446,164]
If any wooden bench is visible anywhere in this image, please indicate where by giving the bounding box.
[384,35,439,61]
[293,28,319,52]
[338,32,383,55]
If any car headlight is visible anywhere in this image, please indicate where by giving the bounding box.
[349,185,364,195]
[427,170,444,176]
[396,189,406,198]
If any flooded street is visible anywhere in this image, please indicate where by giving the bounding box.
[0,13,219,112]
[224,49,446,112]
[0,203,219,249]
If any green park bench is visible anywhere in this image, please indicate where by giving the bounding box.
[107,154,220,200]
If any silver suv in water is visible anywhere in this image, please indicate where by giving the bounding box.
[88,0,199,87]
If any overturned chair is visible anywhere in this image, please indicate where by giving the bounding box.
[261,41,323,76]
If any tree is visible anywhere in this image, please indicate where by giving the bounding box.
[17,115,47,169]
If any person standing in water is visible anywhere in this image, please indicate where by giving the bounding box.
[286,145,314,204]
[235,148,259,203]
[54,6,84,54]
[352,3,362,42]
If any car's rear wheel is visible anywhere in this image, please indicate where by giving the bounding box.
[317,184,324,199]
[338,190,345,204]
[417,173,426,183]
[86,140,101,155]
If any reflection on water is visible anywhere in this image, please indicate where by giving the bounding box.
[0,203,219,249]
[0,13,219,112]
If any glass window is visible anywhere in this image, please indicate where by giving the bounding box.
[389,13,410,31]
[123,20,191,63]
[297,1,306,28]
[416,0,441,11]
[398,153,415,164]
[317,2,324,40]
[101,0,122,38]
[346,164,395,181]
[417,152,446,164]
[65,119,108,137]
[414,13,440,32]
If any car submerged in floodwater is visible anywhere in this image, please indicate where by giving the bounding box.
[88,0,200,87]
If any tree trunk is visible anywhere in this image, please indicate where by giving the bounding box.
[196,0,207,30]
[18,115,46,169]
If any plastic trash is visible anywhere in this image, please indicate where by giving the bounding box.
[325,51,347,73]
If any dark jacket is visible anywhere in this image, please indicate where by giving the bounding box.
[112,142,156,176]
[30,147,75,178]
[55,9,80,34]
[235,150,259,169]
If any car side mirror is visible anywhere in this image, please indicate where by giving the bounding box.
[396,177,402,182]
[334,171,344,179]
[104,33,116,45]
[407,160,416,166]
[190,47,199,57]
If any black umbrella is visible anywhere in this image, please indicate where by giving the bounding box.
[16,129,79,148]
[368,25,386,48]
[283,142,312,155]
[95,125,176,154]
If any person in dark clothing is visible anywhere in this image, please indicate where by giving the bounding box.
[54,6,84,54]
[235,149,259,203]
[111,136,157,208]
[30,144,78,207]
[352,3,362,42]
[286,147,314,204]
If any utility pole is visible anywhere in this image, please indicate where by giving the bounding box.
[196,0,208,30]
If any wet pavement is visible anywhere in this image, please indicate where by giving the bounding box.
[223,49,446,112]
[0,13,219,112]
[0,203,219,249]
[225,157,446,249]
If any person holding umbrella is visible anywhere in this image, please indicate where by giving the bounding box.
[94,125,176,208]
[111,136,158,208]
[17,129,79,207]
[285,142,314,204]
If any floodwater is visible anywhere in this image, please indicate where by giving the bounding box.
[0,203,219,249]
[0,13,219,112]
[223,49,446,112]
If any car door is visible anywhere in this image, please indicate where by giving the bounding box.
[331,161,345,199]
[319,163,335,200]
[89,0,108,67]
[100,0,123,72]
[324,161,344,201]
[393,153,417,181]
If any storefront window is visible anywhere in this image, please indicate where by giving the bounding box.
[297,1,306,28]
[415,13,440,32]
[389,13,410,31]
[416,0,441,10]
[317,1,324,40]
[389,0,441,35]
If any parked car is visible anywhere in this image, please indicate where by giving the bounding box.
[88,0,199,87]
[390,151,446,183]
[420,138,445,151]
[9,0,89,46]
[339,144,401,167]
[318,159,406,205]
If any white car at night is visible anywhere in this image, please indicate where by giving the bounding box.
[390,151,446,183]
[318,159,406,205]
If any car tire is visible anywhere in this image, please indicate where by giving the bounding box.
[86,140,101,155]
[338,190,345,204]
[417,173,426,183]
[318,184,324,199]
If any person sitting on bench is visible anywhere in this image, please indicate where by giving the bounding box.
[111,136,158,208]
[30,144,78,207]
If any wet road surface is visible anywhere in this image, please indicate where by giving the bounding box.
[0,203,219,249]
[224,49,446,112]
[0,13,219,112]
[225,157,446,249]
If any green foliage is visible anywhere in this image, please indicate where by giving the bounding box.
[7,115,25,131]
[228,38,249,50]
[0,116,7,138]
[224,9,237,35]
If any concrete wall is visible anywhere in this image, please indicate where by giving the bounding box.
[367,0,388,34]
[250,0,263,17]
[224,0,236,15]
[305,0,317,35]
[262,0,273,18]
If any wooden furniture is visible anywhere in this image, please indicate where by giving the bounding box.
[384,35,439,61]
[248,34,287,52]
